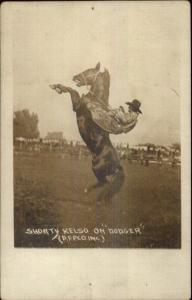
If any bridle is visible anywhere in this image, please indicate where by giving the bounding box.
[80,71,100,95]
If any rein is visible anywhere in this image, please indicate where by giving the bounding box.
[80,71,100,95]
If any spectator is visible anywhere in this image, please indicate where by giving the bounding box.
[157,149,163,167]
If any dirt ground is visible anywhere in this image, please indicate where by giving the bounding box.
[14,152,181,248]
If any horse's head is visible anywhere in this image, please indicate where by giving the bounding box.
[73,62,101,87]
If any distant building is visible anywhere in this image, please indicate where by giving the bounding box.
[46,132,63,140]
[132,143,155,151]
[132,143,170,153]
[44,132,66,144]
[132,144,148,151]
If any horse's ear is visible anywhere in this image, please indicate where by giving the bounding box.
[95,62,100,71]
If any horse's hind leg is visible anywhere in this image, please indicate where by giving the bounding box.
[84,175,107,194]
[97,168,125,203]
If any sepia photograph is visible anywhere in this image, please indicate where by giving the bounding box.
[11,2,184,249]
[1,2,191,300]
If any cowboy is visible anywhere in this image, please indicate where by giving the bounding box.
[50,83,142,134]
[109,99,142,126]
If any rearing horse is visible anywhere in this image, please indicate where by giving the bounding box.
[52,63,125,201]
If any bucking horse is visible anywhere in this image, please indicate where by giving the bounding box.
[50,62,140,202]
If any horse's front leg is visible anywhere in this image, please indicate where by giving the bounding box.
[50,84,81,111]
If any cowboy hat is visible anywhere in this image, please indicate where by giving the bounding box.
[126,99,142,114]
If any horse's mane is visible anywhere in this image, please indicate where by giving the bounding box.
[92,68,110,105]
[103,68,110,104]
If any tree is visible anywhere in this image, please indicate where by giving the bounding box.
[13,109,40,139]
[171,143,181,151]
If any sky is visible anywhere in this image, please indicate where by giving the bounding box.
[12,1,185,146]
